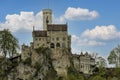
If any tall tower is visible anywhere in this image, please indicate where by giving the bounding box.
[43,9,52,30]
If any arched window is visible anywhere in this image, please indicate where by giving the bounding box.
[56,43,60,47]
[50,43,54,48]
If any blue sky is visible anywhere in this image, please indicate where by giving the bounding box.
[0,0,120,60]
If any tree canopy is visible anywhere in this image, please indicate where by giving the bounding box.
[0,29,19,58]
[108,45,120,67]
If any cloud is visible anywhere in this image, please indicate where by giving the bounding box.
[52,7,99,23]
[53,15,66,24]
[82,25,120,40]
[71,35,79,42]
[0,10,66,32]
[0,7,99,32]
[71,35,105,46]
[72,25,120,47]
[63,7,99,20]
[77,39,105,46]
[72,47,93,55]
[0,11,43,32]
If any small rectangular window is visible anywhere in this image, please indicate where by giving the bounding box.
[39,38,41,41]
[52,38,54,41]
[56,37,59,41]
[63,37,66,41]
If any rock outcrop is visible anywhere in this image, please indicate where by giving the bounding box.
[51,48,71,77]
[8,47,71,80]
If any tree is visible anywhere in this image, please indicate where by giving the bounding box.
[0,29,19,58]
[0,29,19,79]
[96,57,107,68]
[108,45,120,67]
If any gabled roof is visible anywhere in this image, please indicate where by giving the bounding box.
[32,30,47,37]
[47,24,67,31]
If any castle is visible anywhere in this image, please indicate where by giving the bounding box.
[21,8,95,77]
[32,9,71,50]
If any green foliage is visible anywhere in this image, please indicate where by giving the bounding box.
[115,68,120,79]
[108,50,116,64]
[34,62,42,71]
[35,47,51,55]
[22,57,31,65]
[0,29,19,79]
[68,73,84,80]
[97,57,107,68]
[0,29,19,58]
[99,67,106,76]
[33,62,42,77]
[108,44,120,67]
[67,65,84,80]
[89,75,106,80]
[45,68,58,80]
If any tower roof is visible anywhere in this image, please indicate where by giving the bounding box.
[32,31,47,37]
[47,24,67,31]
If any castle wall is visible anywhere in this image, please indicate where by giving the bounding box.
[33,37,48,49]
[73,53,95,74]
[47,31,70,49]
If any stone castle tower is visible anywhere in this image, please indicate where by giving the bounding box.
[43,9,52,30]
[32,9,71,50]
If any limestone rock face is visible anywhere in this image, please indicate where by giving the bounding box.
[18,63,36,80]
[51,48,71,77]
[8,47,71,80]
[31,50,43,66]
[8,63,36,80]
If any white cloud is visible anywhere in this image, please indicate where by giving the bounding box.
[0,7,99,32]
[53,7,99,23]
[77,38,105,46]
[0,10,66,32]
[71,35,79,42]
[71,35,105,46]
[53,15,66,24]
[82,25,120,40]
[64,7,99,20]
[0,11,43,32]
[72,25,120,47]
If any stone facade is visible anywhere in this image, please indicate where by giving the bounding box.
[32,9,71,50]
[73,52,95,74]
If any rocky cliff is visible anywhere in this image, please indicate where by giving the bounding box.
[8,47,71,80]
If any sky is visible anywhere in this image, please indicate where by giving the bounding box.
[0,0,120,61]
